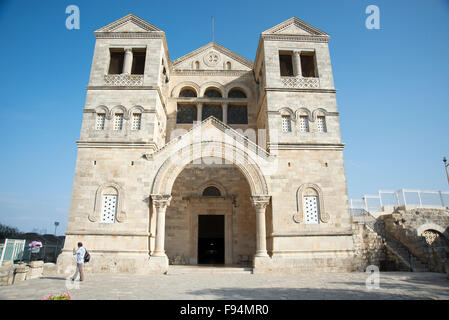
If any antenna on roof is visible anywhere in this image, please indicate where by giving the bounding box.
[212,16,214,42]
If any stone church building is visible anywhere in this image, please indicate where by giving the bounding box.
[57,14,356,274]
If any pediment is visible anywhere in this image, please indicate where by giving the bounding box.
[153,116,271,161]
[95,14,162,33]
[262,17,328,36]
[173,42,253,71]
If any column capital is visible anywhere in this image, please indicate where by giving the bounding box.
[251,195,271,209]
[151,194,172,208]
[124,47,133,53]
[293,50,302,56]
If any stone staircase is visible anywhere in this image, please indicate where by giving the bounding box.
[358,213,430,272]
[384,236,429,272]
[168,265,253,275]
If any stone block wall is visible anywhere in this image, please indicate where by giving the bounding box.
[351,222,385,271]
[381,209,449,272]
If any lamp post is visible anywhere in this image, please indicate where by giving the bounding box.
[54,221,59,236]
[443,157,449,185]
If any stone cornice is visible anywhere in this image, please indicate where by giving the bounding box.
[94,31,166,39]
[270,229,353,237]
[65,230,150,236]
[171,70,254,77]
[261,34,329,43]
[265,87,337,93]
[76,141,159,149]
[268,143,345,150]
[86,85,158,90]
[84,108,155,114]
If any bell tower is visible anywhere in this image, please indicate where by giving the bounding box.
[253,17,353,269]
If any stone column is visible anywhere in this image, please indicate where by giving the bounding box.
[197,103,203,122]
[251,195,271,257]
[122,48,133,75]
[152,194,172,256]
[222,103,228,124]
[149,194,171,273]
[293,50,302,77]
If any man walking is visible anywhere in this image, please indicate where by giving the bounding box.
[71,242,85,281]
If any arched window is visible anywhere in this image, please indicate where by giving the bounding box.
[303,188,319,224]
[299,116,309,132]
[228,88,247,99]
[282,115,292,132]
[202,186,221,197]
[131,113,141,130]
[295,184,329,224]
[226,61,231,70]
[316,116,327,133]
[100,187,118,223]
[179,88,197,98]
[96,113,105,130]
[194,61,200,70]
[204,88,222,98]
[113,113,124,131]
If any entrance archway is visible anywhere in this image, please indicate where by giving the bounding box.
[165,161,255,265]
[149,140,271,271]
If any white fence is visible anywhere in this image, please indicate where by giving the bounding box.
[0,239,26,266]
[350,189,449,215]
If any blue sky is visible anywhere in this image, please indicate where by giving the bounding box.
[0,0,448,235]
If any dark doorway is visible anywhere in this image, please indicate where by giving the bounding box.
[198,215,225,264]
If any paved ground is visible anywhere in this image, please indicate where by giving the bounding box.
[1,271,448,300]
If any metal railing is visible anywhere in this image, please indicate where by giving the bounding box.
[350,189,449,213]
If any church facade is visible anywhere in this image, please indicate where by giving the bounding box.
[57,14,357,274]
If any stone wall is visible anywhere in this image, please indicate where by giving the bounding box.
[381,209,449,272]
[351,222,385,271]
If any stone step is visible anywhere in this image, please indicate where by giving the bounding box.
[168,265,253,274]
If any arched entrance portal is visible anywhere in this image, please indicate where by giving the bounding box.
[165,161,256,266]
[149,140,271,271]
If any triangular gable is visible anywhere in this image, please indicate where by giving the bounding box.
[262,17,328,36]
[95,14,163,33]
[172,42,253,71]
[152,116,271,160]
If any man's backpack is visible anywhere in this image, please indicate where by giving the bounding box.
[84,249,90,263]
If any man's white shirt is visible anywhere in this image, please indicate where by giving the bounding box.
[74,247,86,264]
